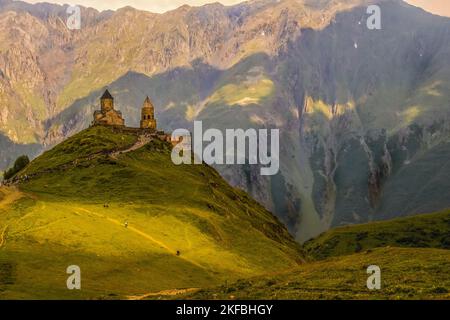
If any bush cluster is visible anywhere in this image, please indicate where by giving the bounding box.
[3,155,30,180]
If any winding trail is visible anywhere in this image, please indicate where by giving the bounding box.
[0,187,23,210]
[0,225,8,248]
[110,135,152,159]
[127,288,200,300]
[75,207,206,270]
[0,187,24,249]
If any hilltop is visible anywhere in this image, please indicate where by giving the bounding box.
[0,126,303,299]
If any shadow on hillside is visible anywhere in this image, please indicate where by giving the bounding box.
[0,132,42,171]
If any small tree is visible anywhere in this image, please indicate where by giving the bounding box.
[13,155,29,171]
[3,168,14,180]
[3,155,30,180]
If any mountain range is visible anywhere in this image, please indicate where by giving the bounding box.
[1,0,450,241]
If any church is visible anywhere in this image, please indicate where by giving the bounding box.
[92,89,157,130]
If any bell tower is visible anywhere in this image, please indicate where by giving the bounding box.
[100,89,114,112]
[140,96,157,130]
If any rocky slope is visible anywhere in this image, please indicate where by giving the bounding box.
[1,0,450,241]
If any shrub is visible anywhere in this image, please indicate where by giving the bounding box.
[430,286,448,294]
[3,155,30,180]
[356,232,368,241]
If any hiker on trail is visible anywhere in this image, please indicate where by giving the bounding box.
[176,250,180,256]
[124,220,129,228]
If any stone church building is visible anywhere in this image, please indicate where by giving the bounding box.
[93,89,158,131]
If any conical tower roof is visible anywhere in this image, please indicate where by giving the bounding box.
[101,89,113,100]
[142,96,154,109]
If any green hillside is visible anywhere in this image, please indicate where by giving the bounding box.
[183,247,450,300]
[0,126,303,299]
[304,210,450,259]
[181,210,450,300]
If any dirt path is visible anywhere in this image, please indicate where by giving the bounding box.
[0,187,24,249]
[75,207,206,270]
[127,288,200,300]
[0,187,23,210]
[110,135,152,159]
[0,225,8,248]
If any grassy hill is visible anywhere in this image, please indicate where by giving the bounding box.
[304,210,450,259]
[0,126,303,299]
[183,247,450,300]
[181,210,450,300]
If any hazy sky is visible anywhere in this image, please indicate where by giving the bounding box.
[22,0,244,12]
[406,0,450,17]
[19,0,450,17]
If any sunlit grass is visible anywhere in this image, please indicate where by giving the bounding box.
[0,126,303,299]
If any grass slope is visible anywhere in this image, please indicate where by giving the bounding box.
[181,210,450,300]
[304,210,450,259]
[183,247,450,300]
[0,126,303,299]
